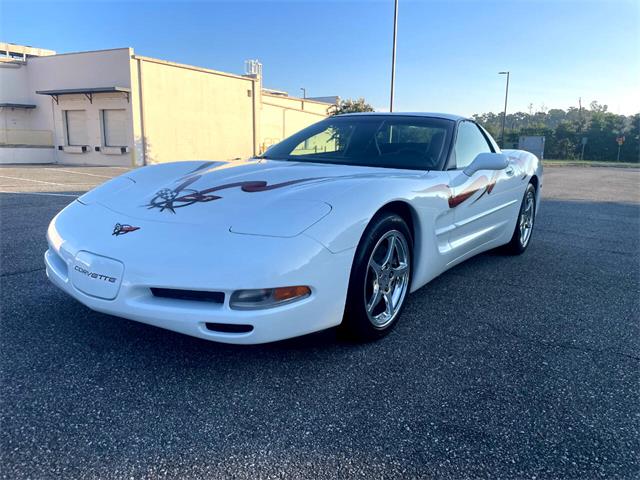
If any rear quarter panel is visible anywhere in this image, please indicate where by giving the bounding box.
[502,149,543,217]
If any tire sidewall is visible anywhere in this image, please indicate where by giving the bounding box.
[509,183,536,254]
[342,213,413,340]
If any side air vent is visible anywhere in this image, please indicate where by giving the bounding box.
[150,288,224,304]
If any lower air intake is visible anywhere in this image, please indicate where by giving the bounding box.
[150,288,224,304]
[205,323,254,334]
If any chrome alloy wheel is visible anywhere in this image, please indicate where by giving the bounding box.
[364,230,410,329]
[519,190,535,247]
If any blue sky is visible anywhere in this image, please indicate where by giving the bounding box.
[3,0,639,115]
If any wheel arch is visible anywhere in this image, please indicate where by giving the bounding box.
[529,174,542,218]
[530,174,539,192]
[371,200,422,280]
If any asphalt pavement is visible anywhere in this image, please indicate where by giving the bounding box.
[1,164,638,479]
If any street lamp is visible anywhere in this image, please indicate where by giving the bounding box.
[498,71,510,148]
[389,0,399,112]
[300,87,306,99]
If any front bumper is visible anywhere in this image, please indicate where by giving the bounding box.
[45,203,354,344]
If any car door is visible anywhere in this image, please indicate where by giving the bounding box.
[478,123,524,197]
[447,121,513,257]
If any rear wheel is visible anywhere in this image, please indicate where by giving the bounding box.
[504,183,536,255]
[340,213,412,341]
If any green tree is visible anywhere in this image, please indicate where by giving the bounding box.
[546,122,578,159]
[626,114,640,162]
[331,98,375,116]
[472,102,638,162]
[584,110,619,160]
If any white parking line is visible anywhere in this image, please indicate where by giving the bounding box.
[0,191,79,197]
[0,175,69,186]
[53,169,114,179]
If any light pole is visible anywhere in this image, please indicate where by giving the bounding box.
[498,71,510,148]
[300,87,306,99]
[389,0,399,112]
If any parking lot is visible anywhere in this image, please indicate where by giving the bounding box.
[1,164,638,479]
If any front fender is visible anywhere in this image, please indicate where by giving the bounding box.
[304,173,449,254]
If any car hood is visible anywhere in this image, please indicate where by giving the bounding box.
[83,159,421,237]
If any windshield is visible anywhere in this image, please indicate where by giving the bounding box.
[261,115,455,170]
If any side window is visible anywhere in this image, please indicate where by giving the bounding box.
[478,124,500,152]
[454,121,491,169]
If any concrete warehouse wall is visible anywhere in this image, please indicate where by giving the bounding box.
[260,93,331,152]
[0,60,32,104]
[0,146,55,164]
[28,48,134,166]
[1,45,333,165]
[0,57,55,163]
[0,65,55,161]
[131,57,332,164]
[131,56,256,164]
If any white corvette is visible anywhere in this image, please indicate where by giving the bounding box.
[46,113,542,344]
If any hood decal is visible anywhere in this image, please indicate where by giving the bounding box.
[146,177,323,213]
[183,161,221,176]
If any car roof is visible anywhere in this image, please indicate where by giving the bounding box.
[337,112,468,122]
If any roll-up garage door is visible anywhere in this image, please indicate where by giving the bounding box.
[102,109,127,147]
[65,110,88,146]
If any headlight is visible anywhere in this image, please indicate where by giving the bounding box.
[229,286,311,310]
[46,214,64,251]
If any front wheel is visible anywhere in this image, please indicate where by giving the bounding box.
[340,213,412,341]
[503,183,536,255]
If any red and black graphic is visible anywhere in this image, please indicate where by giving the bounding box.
[468,171,499,206]
[183,161,219,176]
[448,176,489,208]
[450,173,498,208]
[146,175,320,213]
[420,173,499,209]
[112,223,141,236]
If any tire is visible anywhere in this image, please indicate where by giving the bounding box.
[503,183,536,255]
[340,212,413,341]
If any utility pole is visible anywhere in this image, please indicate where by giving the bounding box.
[616,136,625,161]
[579,97,586,160]
[499,71,510,148]
[389,0,399,112]
[578,97,582,121]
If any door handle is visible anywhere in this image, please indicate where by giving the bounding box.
[505,166,515,177]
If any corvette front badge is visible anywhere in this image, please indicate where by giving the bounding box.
[112,223,140,236]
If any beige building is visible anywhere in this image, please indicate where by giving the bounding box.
[0,43,336,166]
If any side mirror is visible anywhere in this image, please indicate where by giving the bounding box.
[463,152,508,176]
